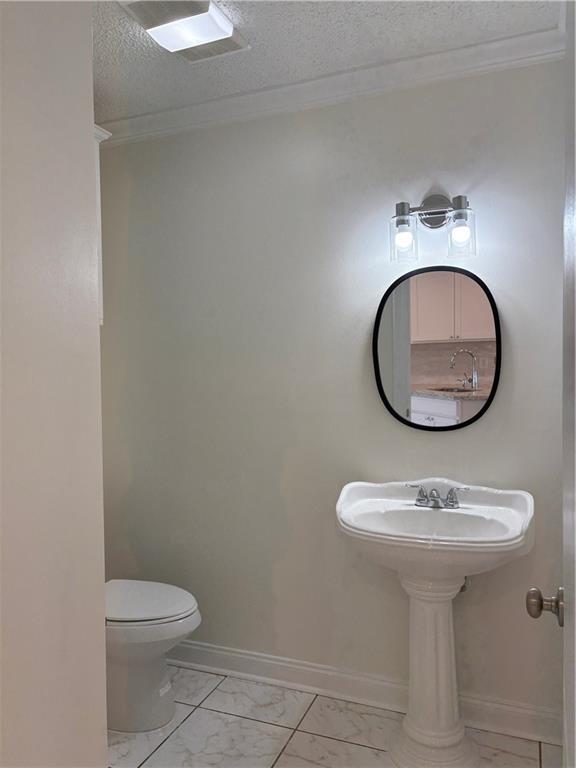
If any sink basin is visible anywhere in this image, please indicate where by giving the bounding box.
[336,477,533,579]
[350,505,510,540]
[336,478,534,768]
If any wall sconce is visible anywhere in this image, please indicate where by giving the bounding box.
[389,194,476,262]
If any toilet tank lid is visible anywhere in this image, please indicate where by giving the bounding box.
[106,579,198,622]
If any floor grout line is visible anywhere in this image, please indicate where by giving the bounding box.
[219,672,321,697]
[296,726,394,754]
[306,690,405,717]
[198,704,295,730]
[293,694,318,731]
[136,707,196,768]
[192,671,228,707]
[171,665,227,708]
[539,740,543,768]
[467,722,542,744]
[267,694,320,768]
[269,727,296,768]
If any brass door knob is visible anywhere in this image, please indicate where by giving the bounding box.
[526,586,564,627]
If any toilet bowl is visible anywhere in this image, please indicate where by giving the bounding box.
[106,579,201,732]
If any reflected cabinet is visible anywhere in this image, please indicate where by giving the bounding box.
[410,271,495,342]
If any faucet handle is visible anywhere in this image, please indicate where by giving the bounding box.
[445,486,470,508]
[405,484,429,505]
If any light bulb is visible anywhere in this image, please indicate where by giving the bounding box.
[451,223,471,246]
[390,204,418,262]
[395,227,414,250]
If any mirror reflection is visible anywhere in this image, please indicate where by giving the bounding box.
[373,268,500,430]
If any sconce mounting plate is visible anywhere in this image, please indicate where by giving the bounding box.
[418,193,452,229]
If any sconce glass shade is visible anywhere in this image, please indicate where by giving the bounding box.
[448,200,476,259]
[390,203,418,262]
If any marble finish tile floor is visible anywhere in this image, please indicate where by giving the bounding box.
[171,666,225,707]
[108,703,193,768]
[107,664,560,768]
[202,676,315,728]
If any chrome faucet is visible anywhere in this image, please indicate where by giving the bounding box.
[449,348,478,390]
[406,484,469,509]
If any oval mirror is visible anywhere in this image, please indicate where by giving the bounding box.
[373,267,501,430]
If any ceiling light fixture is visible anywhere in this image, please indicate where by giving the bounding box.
[147,3,233,52]
[390,194,477,263]
[123,1,246,62]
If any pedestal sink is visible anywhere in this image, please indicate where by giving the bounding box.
[336,478,534,768]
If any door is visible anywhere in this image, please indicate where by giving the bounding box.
[531,13,575,761]
[564,4,575,763]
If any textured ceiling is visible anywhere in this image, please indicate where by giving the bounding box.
[93,1,561,124]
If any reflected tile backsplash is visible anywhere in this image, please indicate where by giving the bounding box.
[411,341,497,392]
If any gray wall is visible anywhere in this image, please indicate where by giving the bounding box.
[101,61,565,723]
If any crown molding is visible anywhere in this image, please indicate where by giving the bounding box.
[101,25,565,147]
[94,124,112,143]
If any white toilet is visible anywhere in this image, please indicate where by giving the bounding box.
[106,579,201,732]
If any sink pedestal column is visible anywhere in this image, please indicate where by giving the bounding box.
[390,576,479,768]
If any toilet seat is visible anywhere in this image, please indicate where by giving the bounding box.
[106,608,202,647]
[106,579,198,623]
[107,611,197,627]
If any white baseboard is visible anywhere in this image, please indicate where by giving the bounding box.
[169,640,562,746]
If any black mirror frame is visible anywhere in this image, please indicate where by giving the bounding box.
[372,266,502,432]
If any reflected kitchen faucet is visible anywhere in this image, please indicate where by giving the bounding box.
[449,348,478,390]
